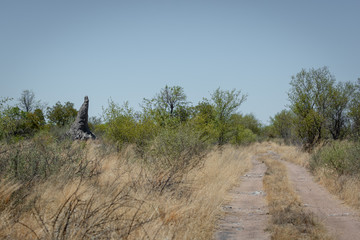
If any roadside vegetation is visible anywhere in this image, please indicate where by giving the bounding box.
[0,86,258,239]
[268,67,360,212]
[1,66,359,239]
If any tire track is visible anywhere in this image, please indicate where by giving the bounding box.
[215,157,270,240]
[264,150,360,240]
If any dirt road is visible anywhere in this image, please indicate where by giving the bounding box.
[281,158,360,240]
[215,148,360,240]
[215,157,270,240]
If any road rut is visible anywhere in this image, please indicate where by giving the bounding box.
[214,157,270,240]
[281,158,360,240]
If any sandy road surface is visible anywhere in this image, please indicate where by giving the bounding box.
[214,157,270,240]
[215,149,360,240]
[280,157,360,240]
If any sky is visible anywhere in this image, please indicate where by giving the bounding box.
[1,0,359,124]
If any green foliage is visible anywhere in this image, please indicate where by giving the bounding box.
[103,100,138,146]
[154,85,188,116]
[88,116,104,137]
[230,125,257,145]
[349,79,360,138]
[326,81,354,139]
[0,106,21,140]
[142,85,191,126]
[0,94,46,141]
[146,124,207,171]
[310,141,360,176]
[209,88,247,145]
[237,113,262,135]
[270,110,296,141]
[47,101,77,126]
[0,132,85,182]
[102,100,157,151]
[288,67,354,148]
[192,100,217,142]
[0,105,46,140]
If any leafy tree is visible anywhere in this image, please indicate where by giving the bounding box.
[157,85,188,116]
[270,110,296,141]
[349,78,360,138]
[233,113,262,135]
[230,125,257,145]
[102,100,137,145]
[0,106,22,139]
[25,109,45,131]
[210,88,247,145]
[47,101,77,126]
[103,100,157,151]
[142,85,190,125]
[326,81,354,140]
[0,96,46,140]
[288,67,335,147]
[192,100,217,142]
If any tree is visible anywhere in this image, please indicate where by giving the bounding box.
[235,113,262,135]
[0,106,23,139]
[270,110,296,141]
[226,113,261,145]
[102,99,157,151]
[210,88,247,145]
[142,85,190,125]
[0,96,46,140]
[47,101,77,126]
[326,81,354,140]
[157,85,187,116]
[349,78,360,138]
[288,67,335,147]
[192,100,217,142]
[18,90,40,113]
[102,100,138,146]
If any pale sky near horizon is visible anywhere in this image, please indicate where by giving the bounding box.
[1,0,359,124]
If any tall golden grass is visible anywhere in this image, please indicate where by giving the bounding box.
[0,142,252,239]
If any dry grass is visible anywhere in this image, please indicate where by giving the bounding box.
[0,142,252,239]
[0,180,21,209]
[268,141,360,211]
[264,141,310,167]
[314,168,360,210]
[259,149,331,240]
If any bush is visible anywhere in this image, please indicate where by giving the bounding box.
[310,140,360,176]
[230,125,257,145]
[144,124,208,192]
[146,124,207,170]
[0,131,85,182]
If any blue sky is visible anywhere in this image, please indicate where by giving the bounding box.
[1,0,359,124]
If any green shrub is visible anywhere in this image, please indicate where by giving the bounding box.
[310,140,360,176]
[102,100,158,152]
[146,124,208,170]
[143,124,208,192]
[230,125,257,145]
[0,131,85,182]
